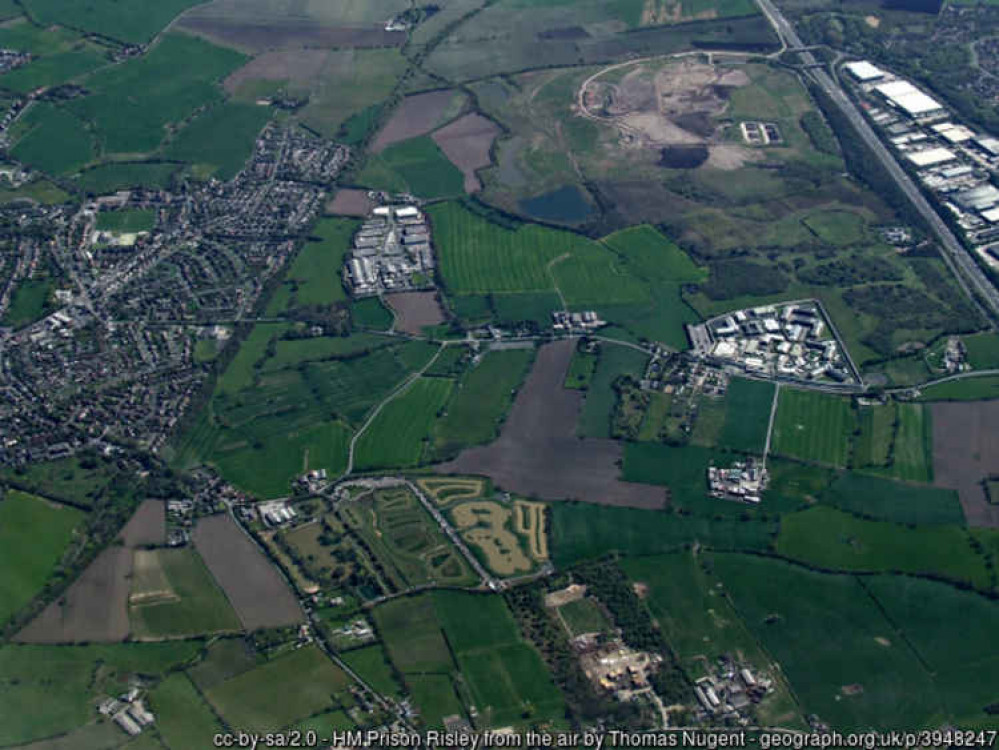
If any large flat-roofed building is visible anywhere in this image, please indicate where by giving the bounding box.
[955,183,999,211]
[932,122,976,144]
[976,137,999,157]
[980,206,999,224]
[844,60,885,82]
[905,147,957,168]
[874,80,945,119]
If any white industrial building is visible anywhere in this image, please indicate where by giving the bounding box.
[905,147,956,168]
[932,122,976,144]
[874,80,945,120]
[844,60,886,82]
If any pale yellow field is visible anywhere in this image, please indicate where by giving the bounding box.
[416,477,485,506]
[129,550,178,605]
[515,500,549,561]
[451,501,533,576]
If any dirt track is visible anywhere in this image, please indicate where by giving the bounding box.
[436,339,666,509]
[932,401,999,527]
[193,514,304,630]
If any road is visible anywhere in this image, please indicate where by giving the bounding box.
[754,0,999,323]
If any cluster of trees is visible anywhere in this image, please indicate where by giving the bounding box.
[797,254,903,286]
[572,561,691,705]
[799,111,839,156]
[504,584,650,728]
[702,258,789,300]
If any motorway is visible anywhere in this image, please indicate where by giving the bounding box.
[754,0,999,323]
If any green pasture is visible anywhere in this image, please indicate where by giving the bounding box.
[360,136,465,199]
[352,297,394,330]
[772,388,854,466]
[354,377,453,470]
[21,0,206,43]
[557,597,611,637]
[549,501,776,566]
[579,345,648,438]
[962,332,999,369]
[205,645,352,733]
[406,674,465,729]
[150,673,224,750]
[128,548,242,638]
[564,345,598,389]
[917,375,999,401]
[713,554,944,730]
[11,103,94,175]
[0,642,199,746]
[373,594,454,674]
[164,102,271,180]
[718,377,774,454]
[269,218,356,314]
[777,506,988,590]
[854,403,895,469]
[885,403,932,482]
[820,472,964,526]
[0,455,117,508]
[2,274,57,328]
[0,490,84,627]
[341,645,402,698]
[1,47,106,94]
[95,208,155,233]
[69,33,245,155]
[74,162,178,193]
[433,348,533,457]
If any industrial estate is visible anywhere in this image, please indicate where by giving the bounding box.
[1,0,999,746]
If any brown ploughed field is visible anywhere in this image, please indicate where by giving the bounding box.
[932,401,999,527]
[432,113,501,193]
[436,339,665,509]
[386,291,445,335]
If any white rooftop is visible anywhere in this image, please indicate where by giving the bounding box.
[981,206,999,224]
[844,61,885,81]
[875,80,944,116]
[905,147,956,167]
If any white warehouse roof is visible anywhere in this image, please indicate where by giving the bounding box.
[875,80,944,116]
[981,206,999,224]
[905,147,956,167]
[844,61,885,81]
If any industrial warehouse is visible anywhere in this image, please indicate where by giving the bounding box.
[843,59,999,257]
[343,203,435,297]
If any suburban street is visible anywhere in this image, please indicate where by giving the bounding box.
[754,0,999,322]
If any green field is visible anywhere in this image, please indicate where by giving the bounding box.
[777,506,989,590]
[821,472,964,526]
[176,330,438,497]
[164,102,271,180]
[205,645,352,733]
[0,641,200,746]
[433,348,533,457]
[886,403,933,482]
[433,590,564,727]
[352,297,394,330]
[11,102,94,175]
[21,0,205,43]
[354,377,453,470]
[962,332,999,369]
[73,162,179,193]
[2,274,57,328]
[854,403,895,469]
[128,548,242,638]
[341,645,402,698]
[564,345,598,389]
[268,218,356,314]
[863,575,999,727]
[549,501,776,566]
[713,554,942,730]
[0,455,119,508]
[1,48,107,94]
[917,375,999,401]
[557,597,611,637]
[0,490,84,627]
[772,388,854,466]
[342,485,476,588]
[360,136,466,199]
[717,377,775,454]
[579,345,648,438]
[95,208,156,233]
[69,33,245,155]
[373,594,454,675]
[150,672,224,750]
